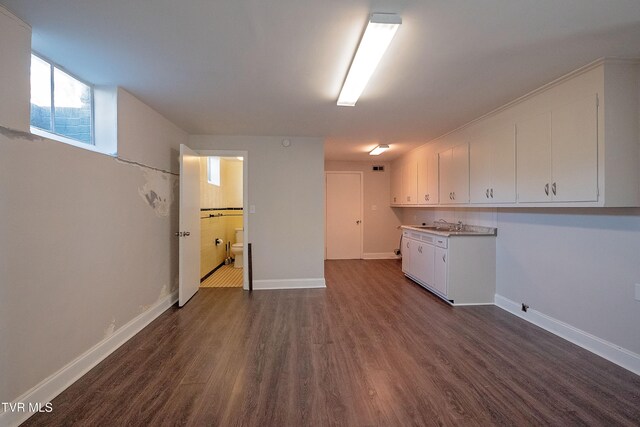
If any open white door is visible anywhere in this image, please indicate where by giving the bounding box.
[179,144,201,306]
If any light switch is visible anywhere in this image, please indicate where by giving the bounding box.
[249,205,256,214]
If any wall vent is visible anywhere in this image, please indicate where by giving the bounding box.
[372,165,385,171]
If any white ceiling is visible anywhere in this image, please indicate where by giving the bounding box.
[3,0,640,161]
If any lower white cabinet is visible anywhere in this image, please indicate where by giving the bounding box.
[401,228,496,305]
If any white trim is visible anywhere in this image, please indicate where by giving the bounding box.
[363,252,400,259]
[0,291,178,427]
[253,278,326,290]
[495,294,640,376]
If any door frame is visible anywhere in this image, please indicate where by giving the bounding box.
[324,171,364,260]
[198,149,250,290]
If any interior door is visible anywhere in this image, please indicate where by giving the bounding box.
[179,144,201,306]
[325,172,362,259]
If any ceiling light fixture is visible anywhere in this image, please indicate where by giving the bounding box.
[369,144,390,155]
[337,13,402,107]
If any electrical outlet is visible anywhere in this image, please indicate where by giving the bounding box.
[521,303,529,312]
[635,284,640,301]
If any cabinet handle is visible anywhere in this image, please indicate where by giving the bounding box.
[425,194,429,201]
[442,254,446,262]
[544,183,549,196]
[356,220,361,224]
[406,242,409,248]
[453,192,456,200]
[393,197,396,202]
[552,182,557,196]
[486,189,489,198]
[490,188,494,198]
[449,192,452,200]
[418,246,422,254]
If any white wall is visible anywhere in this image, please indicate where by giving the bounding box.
[0,8,188,420]
[0,5,30,132]
[190,135,325,285]
[117,88,185,173]
[495,208,640,355]
[325,161,403,257]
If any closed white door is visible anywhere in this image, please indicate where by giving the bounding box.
[551,94,598,202]
[326,172,363,259]
[517,111,552,202]
[414,242,435,286]
[179,145,201,307]
[434,247,448,297]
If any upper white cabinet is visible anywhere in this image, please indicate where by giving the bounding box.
[402,159,418,204]
[390,163,402,205]
[439,143,469,204]
[517,95,598,203]
[390,60,640,208]
[469,125,516,203]
[417,150,439,205]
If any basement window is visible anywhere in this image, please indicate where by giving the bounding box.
[207,157,221,186]
[30,53,95,147]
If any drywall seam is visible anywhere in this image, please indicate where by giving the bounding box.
[495,294,640,376]
[0,291,178,427]
[115,156,178,176]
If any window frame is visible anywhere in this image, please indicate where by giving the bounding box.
[207,156,221,186]
[30,51,96,146]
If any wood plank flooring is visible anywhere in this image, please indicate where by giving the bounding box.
[201,265,243,288]
[23,260,640,426]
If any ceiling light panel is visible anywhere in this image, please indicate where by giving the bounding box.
[337,13,402,107]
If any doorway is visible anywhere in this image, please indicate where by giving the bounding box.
[179,146,249,307]
[199,156,244,288]
[325,171,363,259]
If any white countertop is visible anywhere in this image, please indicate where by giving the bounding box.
[401,224,497,237]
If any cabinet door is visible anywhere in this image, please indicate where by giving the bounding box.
[417,151,429,205]
[401,237,412,275]
[433,247,448,297]
[413,242,435,286]
[390,163,402,205]
[418,151,439,205]
[403,160,418,204]
[551,94,598,202]
[517,111,552,202]
[469,134,493,203]
[439,149,453,203]
[450,143,469,204]
[491,125,516,203]
[426,152,439,205]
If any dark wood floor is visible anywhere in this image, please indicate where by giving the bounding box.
[24,260,640,426]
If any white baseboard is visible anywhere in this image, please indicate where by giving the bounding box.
[0,291,178,427]
[363,252,400,260]
[495,294,640,376]
[253,278,326,290]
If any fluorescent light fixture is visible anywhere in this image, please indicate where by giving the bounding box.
[369,144,390,155]
[337,13,402,106]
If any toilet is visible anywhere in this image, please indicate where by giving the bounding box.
[230,228,243,268]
